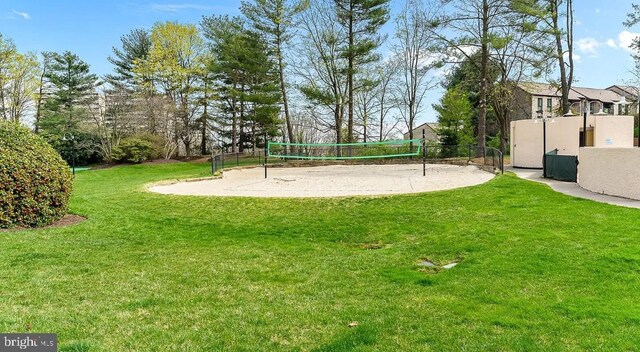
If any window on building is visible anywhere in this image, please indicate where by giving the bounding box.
[546,98,552,112]
[537,98,543,113]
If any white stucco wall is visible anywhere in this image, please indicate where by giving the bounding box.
[578,148,640,200]
[592,115,634,148]
[511,115,634,168]
[511,117,581,168]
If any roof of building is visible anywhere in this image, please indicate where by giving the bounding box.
[607,85,640,97]
[404,122,440,137]
[518,82,623,103]
[517,82,583,100]
[412,122,439,131]
[571,86,621,103]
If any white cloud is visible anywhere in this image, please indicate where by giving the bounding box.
[150,4,214,12]
[565,52,581,63]
[10,9,30,20]
[618,30,640,53]
[577,37,600,56]
[576,33,640,56]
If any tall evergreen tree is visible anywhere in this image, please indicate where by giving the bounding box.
[202,16,246,152]
[38,51,101,165]
[106,28,152,90]
[333,0,389,142]
[433,86,474,157]
[202,16,281,152]
[241,0,308,151]
[40,51,100,134]
[34,52,54,133]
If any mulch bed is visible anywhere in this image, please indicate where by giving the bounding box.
[0,214,86,232]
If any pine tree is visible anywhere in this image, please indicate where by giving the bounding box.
[37,51,101,165]
[106,28,152,90]
[202,15,281,152]
[433,86,473,157]
[241,0,308,150]
[40,51,100,134]
[333,0,390,142]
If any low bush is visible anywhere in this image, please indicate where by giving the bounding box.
[111,137,155,163]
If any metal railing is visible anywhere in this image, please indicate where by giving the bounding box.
[467,145,504,174]
[211,151,264,174]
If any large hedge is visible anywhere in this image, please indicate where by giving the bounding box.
[0,121,73,228]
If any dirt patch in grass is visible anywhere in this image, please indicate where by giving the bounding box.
[0,214,86,232]
[359,242,387,250]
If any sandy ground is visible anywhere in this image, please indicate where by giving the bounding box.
[149,164,494,198]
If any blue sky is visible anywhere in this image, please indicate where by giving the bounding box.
[1,0,639,124]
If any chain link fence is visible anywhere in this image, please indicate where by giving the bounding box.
[211,144,504,175]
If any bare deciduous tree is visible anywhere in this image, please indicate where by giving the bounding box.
[296,0,348,149]
[392,0,439,145]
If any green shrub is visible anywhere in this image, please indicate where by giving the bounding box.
[135,133,165,159]
[0,121,73,228]
[43,130,102,166]
[112,137,155,163]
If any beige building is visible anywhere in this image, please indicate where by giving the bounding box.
[403,122,440,142]
[606,85,639,115]
[510,115,634,168]
[512,82,631,121]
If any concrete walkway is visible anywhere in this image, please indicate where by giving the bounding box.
[507,166,640,209]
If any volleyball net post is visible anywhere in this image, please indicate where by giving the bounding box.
[422,130,426,177]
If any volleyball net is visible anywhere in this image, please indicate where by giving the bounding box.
[267,139,423,160]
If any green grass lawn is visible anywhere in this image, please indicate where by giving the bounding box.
[2,161,640,351]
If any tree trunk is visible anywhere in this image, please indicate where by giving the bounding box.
[251,121,256,155]
[200,116,207,155]
[347,6,355,143]
[184,139,191,157]
[477,0,489,152]
[276,34,294,152]
[0,88,6,120]
[200,82,209,155]
[239,94,245,153]
[379,94,385,142]
[565,0,574,112]
[363,103,368,143]
[231,83,238,153]
[336,104,343,156]
[552,0,573,114]
[35,61,47,133]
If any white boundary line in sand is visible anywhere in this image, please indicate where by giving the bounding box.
[149,164,495,198]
